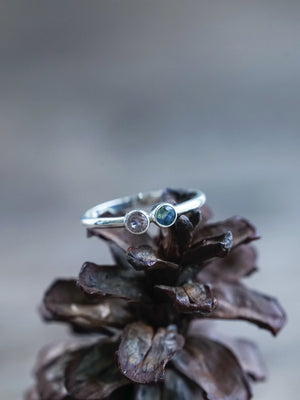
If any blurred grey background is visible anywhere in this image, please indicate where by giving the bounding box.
[0,1,299,399]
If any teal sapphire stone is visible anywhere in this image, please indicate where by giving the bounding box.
[156,205,176,227]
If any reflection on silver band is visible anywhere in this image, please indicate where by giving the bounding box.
[81,189,206,235]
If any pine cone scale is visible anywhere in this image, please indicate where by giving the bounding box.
[172,336,252,400]
[116,322,185,384]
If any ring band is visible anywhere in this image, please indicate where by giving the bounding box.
[81,189,206,235]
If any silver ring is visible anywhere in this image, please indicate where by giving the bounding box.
[81,189,206,235]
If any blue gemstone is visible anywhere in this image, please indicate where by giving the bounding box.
[156,205,176,227]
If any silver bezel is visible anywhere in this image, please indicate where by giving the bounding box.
[151,202,177,228]
[124,209,150,235]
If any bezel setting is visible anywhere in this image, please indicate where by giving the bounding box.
[151,203,177,228]
[124,209,150,235]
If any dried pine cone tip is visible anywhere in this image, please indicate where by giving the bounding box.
[154,282,218,314]
[116,322,185,384]
[78,261,151,304]
[28,188,286,400]
[41,277,135,332]
[126,245,179,271]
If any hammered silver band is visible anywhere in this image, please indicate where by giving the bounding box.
[81,189,206,235]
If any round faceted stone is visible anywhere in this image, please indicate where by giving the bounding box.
[155,204,177,227]
[125,210,149,234]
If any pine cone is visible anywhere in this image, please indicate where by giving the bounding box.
[26,188,286,400]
